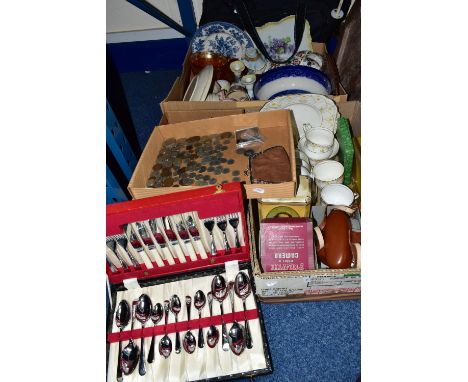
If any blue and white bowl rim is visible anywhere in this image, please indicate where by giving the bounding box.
[254,65,332,95]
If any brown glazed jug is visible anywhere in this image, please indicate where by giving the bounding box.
[317,209,354,269]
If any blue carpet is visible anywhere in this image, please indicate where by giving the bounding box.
[109,39,361,382]
[119,70,180,150]
[256,300,360,382]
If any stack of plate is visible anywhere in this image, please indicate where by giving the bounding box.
[260,94,340,177]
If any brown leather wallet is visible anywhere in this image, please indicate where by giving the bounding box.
[249,146,292,184]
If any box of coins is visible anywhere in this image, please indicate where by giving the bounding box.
[128,110,297,200]
[106,182,272,381]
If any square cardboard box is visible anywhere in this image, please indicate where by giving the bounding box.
[161,43,348,125]
[128,110,297,200]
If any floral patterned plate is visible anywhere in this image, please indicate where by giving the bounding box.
[256,15,313,62]
[260,94,339,137]
[191,22,254,59]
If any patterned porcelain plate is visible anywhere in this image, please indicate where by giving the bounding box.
[260,94,339,136]
[191,22,254,59]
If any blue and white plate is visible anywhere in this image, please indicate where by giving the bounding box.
[191,22,254,59]
[254,65,332,100]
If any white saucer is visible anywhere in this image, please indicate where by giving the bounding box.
[329,138,339,158]
[183,65,213,101]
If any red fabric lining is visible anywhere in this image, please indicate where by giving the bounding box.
[107,309,258,343]
[106,182,251,284]
[107,247,249,284]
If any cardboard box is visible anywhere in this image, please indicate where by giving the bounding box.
[128,110,297,200]
[248,201,361,302]
[161,43,348,125]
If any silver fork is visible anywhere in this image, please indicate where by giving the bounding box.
[216,216,231,254]
[203,218,217,256]
[228,213,241,249]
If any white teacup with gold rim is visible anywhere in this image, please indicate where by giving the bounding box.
[299,129,334,160]
[311,160,344,189]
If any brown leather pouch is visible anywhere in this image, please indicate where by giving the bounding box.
[249,146,292,184]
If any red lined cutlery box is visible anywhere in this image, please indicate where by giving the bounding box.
[106,182,272,382]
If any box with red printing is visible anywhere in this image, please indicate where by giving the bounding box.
[260,218,315,272]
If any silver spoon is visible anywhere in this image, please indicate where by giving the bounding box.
[234,271,253,349]
[147,303,163,363]
[115,300,131,382]
[170,295,182,354]
[135,294,152,376]
[183,296,197,353]
[194,290,206,348]
[121,301,140,376]
[227,281,246,355]
[206,292,219,348]
[159,300,172,358]
[211,274,230,351]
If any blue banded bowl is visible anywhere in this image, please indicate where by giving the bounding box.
[253,65,332,100]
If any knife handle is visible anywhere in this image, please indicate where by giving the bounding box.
[194,239,208,259]
[161,246,175,265]
[149,248,165,267]
[185,240,198,261]
[172,243,186,263]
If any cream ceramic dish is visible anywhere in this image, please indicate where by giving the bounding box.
[320,184,355,206]
[260,94,339,136]
[311,160,344,189]
[256,15,313,62]
[183,65,213,101]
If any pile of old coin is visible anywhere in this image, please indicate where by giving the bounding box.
[147,132,243,188]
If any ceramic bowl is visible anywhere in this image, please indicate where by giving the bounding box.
[320,184,355,206]
[190,51,232,81]
[311,160,344,189]
[213,80,231,94]
[253,65,332,100]
[305,128,334,150]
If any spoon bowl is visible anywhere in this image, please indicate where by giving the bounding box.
[116,300,131,330]
[234,272,252,299]
[121,339,140,375]
[211,275,228,302]
[228,321,247,356]
[159,335,172,359]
